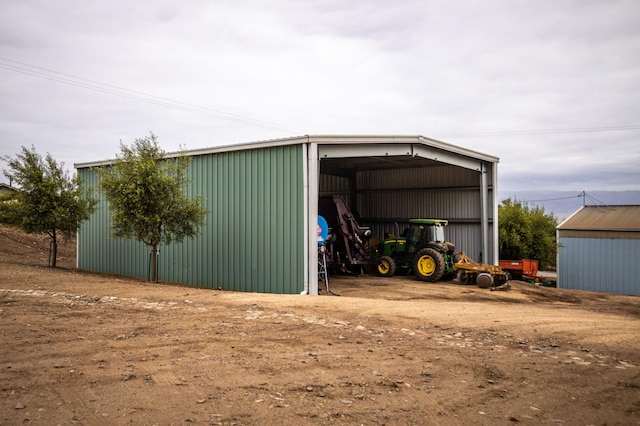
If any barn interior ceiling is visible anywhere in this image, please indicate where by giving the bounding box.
[320,155,442,177]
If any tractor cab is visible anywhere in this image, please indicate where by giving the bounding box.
[406,219,448,249]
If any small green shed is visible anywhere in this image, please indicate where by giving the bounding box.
[75,135,500,295]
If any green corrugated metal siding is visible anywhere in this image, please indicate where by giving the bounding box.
[77,169,149,279]
[78,144,304,294]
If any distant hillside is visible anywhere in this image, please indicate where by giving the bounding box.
[497,190,640,221]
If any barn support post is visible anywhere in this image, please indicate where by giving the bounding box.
[305,141,320,295]
[491,162,499,265]
[301,142,310,294]
[480,162,489,264]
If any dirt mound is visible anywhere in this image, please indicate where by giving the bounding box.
[0,224,76,268]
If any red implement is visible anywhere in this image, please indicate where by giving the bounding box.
[499,259,539,279]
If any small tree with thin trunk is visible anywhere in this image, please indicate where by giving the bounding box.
[98,133,207,282]
[2,146,97,267]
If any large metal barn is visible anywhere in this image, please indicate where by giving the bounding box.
[75,135,500,295]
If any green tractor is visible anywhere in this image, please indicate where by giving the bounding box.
[377,219,459,282]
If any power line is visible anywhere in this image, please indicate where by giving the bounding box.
[3,57,639,138]
[516,191,613,208]
[433,125,640,138]
[0,61,297,131]
[583,192,611,208]
[0,57,302,133]
[524,194,583,203]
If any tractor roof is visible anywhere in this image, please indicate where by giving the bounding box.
[408,219,448,226]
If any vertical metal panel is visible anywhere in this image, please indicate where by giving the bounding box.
[358,189,482,221]
[78,144,304,294]
[357,165,479,190]
[319,174,350,198]
[447,223,483,261]
[558,236,640,296]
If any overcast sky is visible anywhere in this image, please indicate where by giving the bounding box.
[1,0,639,194]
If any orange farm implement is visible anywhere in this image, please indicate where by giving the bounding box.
[499,259,539,280]
[499,259,557,287]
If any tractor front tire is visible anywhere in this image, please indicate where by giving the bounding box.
[476,273,494,288]
[457,269,471,285]
[413,248,445,282]
[377,256,396,277]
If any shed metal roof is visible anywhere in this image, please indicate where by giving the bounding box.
[0,183,18,194]
[557,205,640,232]
[74,134,499,169]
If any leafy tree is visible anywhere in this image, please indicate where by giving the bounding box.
[498,197,558,269]
[0,193,19,226]
[98,133,207,282]
[2,146,97,267]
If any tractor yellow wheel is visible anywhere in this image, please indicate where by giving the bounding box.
[377,256,396,277]
[417,256,435,275]
[413,248,445,282]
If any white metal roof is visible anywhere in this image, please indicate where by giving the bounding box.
[74,134,499,169]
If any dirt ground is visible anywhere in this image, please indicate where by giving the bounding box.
[1,225,639,425]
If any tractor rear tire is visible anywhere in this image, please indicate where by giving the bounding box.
[413,248,445,282]
[377,256,396,277]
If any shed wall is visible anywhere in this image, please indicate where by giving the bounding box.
[78,144,305,294]
[558,236,640,296]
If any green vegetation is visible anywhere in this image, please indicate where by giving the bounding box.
[1,146,97,267]
[498,197,558,269]
[97,133,207,282]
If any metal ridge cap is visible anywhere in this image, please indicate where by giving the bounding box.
[307,134,420,143]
